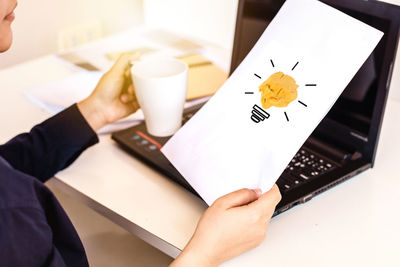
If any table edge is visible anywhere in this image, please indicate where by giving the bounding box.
[47,177,182,259]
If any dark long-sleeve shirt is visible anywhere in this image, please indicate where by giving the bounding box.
[0,104,99,266]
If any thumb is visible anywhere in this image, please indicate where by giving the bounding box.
[214,188,262,209]
[249,184,282,215]
[110,52,141,75]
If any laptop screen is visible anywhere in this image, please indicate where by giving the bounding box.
[325,6,391,136]
[230,0,394,151]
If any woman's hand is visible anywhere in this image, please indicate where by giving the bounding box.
[78,53,140,131]
[171,185,282,267]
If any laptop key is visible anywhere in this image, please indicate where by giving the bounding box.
[276,179,291,193]
[300,173,309,180]
[132,134,141,140]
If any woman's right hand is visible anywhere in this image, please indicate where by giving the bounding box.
[171,185,282,267]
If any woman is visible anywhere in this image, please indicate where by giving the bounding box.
[0,1,281,266]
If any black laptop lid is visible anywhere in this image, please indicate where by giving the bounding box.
[231,0,400,164]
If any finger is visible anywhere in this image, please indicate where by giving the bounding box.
[120,101,139,117]
[214,188,262,210]
[249,184,282,214]
[123,84,136,99]
[110,52,141,75]
[128,84,135,95]
[124,68,132,79]
[123,67,136,92]
[120,93,135,103]
[120,89,138,102]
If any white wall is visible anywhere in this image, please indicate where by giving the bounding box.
[0,0,143,69]
[143,0,239,51]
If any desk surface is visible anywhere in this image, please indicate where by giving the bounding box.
[1,40,400,266]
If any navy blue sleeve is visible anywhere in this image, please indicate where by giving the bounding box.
[0,104,99,183]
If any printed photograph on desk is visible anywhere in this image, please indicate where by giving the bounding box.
[161,0,383,205]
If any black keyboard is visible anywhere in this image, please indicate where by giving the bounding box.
[182,112,195,124]
[277,149,337,193]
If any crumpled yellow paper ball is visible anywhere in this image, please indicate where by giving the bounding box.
[259,72,299,109]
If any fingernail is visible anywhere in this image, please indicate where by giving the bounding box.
[120,95,128,103]
[254,189,262,197]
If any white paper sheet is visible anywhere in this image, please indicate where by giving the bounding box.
[161,0,384,205]
[25,71,104,113]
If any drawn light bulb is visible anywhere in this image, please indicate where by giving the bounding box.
[251,104,270,123]
[246,60,313,123]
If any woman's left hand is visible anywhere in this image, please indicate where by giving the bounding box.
[78,53,141,131]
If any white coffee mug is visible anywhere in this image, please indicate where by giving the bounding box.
[131,57,188,137]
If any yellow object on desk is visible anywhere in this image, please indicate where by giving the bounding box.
[106,47,158,61]
[179,54,228,100]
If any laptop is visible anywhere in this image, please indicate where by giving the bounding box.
[112,0,400,215]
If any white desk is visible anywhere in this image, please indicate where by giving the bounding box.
[1,45,400,267]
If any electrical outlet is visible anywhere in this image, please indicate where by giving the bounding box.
[57,21,104,51]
